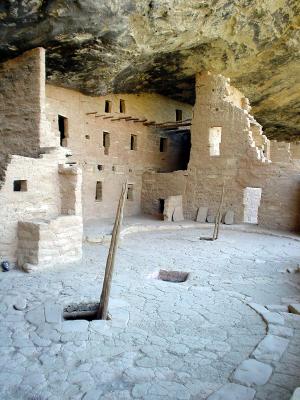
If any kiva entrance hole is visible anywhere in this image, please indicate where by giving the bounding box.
[158,270,189,283]
[63,302,110,321]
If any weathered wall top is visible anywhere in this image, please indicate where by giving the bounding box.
[0,1,299,140]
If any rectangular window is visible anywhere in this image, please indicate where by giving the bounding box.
[103,132,110,155]
[130,134,137,151]
[120,99,126,113]
[176,109,183,122]
[209,127,222,156]
[95,181,102,201]
[160,137,167,153]
[58,115,68,147]
[13,180,27,192]
[127,184,134,201]
[104,100,112,113]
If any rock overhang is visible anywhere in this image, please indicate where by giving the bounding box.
[0,0,299,140]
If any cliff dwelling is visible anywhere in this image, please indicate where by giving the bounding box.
[0,2,300,400]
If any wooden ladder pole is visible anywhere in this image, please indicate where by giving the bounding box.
[97,181,128,320]
[212,181,225,240]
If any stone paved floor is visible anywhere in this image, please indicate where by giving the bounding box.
[0,225,300,399]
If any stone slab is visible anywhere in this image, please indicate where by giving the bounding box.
[172,206,184,222]
[248,303,267,315]
[288,304,300,315]
[290,388,300,400]
[232,359,272,387]
[61,320,89,333]
[26,306,45,326]
[266,304,288,312]
[196,207,208,223]
[252,335,289,362]
[207,383,256,400]
[224,210,234,225]
[268,324,293,338]
[44,303,62,324]
[207,214,216,223]
[262,311,285,326]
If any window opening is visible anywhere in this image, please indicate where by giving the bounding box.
[58,115,68,147]
[14,180,27,192]
[95,181,102,201]
[105,100,112,113]
[103,132,110,155]
[97,165,103,171]
[120,99,126,113]
[176,109,183,122]
[160,137,167,152]
[127,184,134,201]
[130,134,137,151]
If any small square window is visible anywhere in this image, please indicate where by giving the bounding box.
[130,134,137,150]
[14,180,27,192]
[105,100,112,113]
[127,184,134,201]
[97,165,104,171]
[160,137,167,153]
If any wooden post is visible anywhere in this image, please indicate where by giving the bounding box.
[212,182,225,240]
[96,181,128,320]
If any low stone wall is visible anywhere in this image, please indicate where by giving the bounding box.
[17,215,82,268]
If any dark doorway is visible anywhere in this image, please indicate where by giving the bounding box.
[180,131,191,170]
[159,198,165,214]
[105,100,112,113]
[58,115,68,147]
[120,99,126,113]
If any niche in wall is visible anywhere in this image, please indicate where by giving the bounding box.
[58,115,68,147]
[209,127,222,156]
[13,180,27,192]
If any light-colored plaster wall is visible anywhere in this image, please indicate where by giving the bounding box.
[45,85,192,221]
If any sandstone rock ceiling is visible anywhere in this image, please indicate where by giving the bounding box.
[0,1,299,140]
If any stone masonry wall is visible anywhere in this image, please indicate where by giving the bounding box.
[17,216,82,267]
[46,85,192,221]
[0,48,83,264]
[0,48,44,168]
[142,71,300,232]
